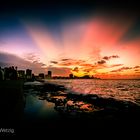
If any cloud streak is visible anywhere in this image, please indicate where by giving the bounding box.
[103,55,119,60]
[50,61,58,64]
[111,65,140,73]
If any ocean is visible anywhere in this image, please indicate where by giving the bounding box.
[44,79,140,105]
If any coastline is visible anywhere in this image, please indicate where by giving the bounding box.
[0,79,140,136]
[23,80,140,135]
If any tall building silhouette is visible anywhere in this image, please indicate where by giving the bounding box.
[45,71,52,79]
[47,71,52,79]
[26,69,32,80]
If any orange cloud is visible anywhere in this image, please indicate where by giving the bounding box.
[103,55,119,60]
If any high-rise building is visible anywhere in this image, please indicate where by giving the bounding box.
[26,69,32,80]
[48,71,52,78]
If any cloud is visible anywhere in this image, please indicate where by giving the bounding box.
[102,56,110,60]
[23,52,47,68]
[61,58,71,61]
[97,60,106,65]
[134,65,140,69]
[133,65,140,73]
[111,66,132,72]
[134,69,140,71]
[58,62,73,66]
[50,61,58,64]
[82,68,95,73]
[0,52,47,74]
[55,56,109,76]
[110,64,124,67]
[103,55,119,60]
[119,66,132,70]
[58,58,86,66]
[135,71,140,73]
[111,55,119,58]
[72,67,79,73]
[0,52,30,67]
[33,61,47,67]
[111,65,140,73]
[23,53,40,62]
[79,63,94,67]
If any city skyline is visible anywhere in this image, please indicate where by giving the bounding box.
[0,1,140,79]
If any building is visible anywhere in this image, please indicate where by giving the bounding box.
[26,69,32,80]
[18,70,25,79]
[46,71,52,79]
[48,71,52,77]
[39,73,45,79]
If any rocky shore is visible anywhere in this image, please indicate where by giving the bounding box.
[22,80,140,136]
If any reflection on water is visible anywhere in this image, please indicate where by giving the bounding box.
[24,95,59,120]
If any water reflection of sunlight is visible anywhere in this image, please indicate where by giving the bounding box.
[24,95,59,119]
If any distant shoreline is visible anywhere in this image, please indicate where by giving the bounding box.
[36,78,140,81]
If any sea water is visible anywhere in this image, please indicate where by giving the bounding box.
[45,79,140,105]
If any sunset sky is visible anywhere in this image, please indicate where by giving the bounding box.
[0,1,140,79]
